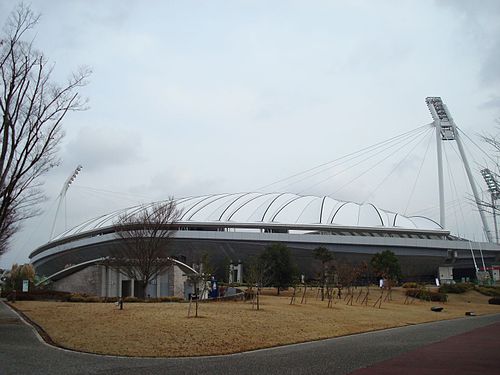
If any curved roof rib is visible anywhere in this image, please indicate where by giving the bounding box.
[50,192,443,242]
[368,203,384,226]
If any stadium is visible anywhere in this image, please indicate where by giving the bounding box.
[29,191,500,297]
[28,98,500,297]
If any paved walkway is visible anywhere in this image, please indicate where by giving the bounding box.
[351,320,500,374]
[1,300,499,375]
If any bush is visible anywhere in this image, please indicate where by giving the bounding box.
[402,282,418,289]
[64,293,102,302]
[84,296,101,303]
[488,297,500,305]
[406,288,448,302]
[475,286,500,297]
[67,295,85,302]
[123,296,142,303]
[64,295,184,303]
[3,289,71,301]
[439,283,473,294]
[159,296,183,303]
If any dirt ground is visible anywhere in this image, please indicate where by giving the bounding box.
[13,287,500,357]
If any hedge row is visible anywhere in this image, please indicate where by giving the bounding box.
[475,286,500,297]
[2,290,184,303]
[122,296,183,303]
[438,282,474,294]
[405,288,448,302]
[65,294,184,303]
[2,290,71,301]
[401,282,419,289]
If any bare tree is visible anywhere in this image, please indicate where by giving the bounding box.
[0,4,90,255]
[107,200,181,298]
[333,260,356,304]
[481,124,500,167]
[244,255,269,310]
[313,246,333,301]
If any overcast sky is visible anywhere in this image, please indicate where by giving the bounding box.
[1,0,500,268]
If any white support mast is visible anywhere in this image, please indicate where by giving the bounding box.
[432,107,446,228]
[426,97,493,242]
[481,168,500,243]
[50,165,83,239]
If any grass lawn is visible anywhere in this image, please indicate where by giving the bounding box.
[13,287,500,357]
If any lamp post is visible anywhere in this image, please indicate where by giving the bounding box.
[481,168,500,243]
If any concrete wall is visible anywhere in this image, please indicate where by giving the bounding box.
[52,265,102,295]
[168,265,187,298]
[53,264,187,298]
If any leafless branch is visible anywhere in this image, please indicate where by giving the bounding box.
[0,4,90,255]
[106,200,181,297]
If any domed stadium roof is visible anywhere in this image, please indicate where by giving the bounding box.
[51,192,442,241]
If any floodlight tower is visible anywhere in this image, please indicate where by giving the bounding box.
[50,165,83,239]
[481,168,499,243]
[425,97,493,242]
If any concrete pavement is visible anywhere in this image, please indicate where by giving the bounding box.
[1,300,499,375]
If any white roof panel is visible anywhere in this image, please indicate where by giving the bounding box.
[50,192,443,241]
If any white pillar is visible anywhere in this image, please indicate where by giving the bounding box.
[236,263,243,283]
[434,120,446,229]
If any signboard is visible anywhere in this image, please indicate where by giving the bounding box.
[22,279,29,292]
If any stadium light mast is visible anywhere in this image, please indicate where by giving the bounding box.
[426,97,493,242]
[50,165,83,239]
[481,168,499,243]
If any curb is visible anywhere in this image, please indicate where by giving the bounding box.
[4,301,58,347]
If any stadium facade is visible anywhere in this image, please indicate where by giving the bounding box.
[28,98,500,297]
[30,192,500,297]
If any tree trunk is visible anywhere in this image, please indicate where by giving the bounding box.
[321,265,325,301]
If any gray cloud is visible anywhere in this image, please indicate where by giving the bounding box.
[479,96,500,110]
[2,1,500,267]
[62,125,143,172]
[438,0,500,89]
[480,38,500,88]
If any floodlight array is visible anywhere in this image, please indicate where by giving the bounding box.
[426,96,455,140]
[67,165,83,189]
[425,97,450,122]
[481,168,500,199]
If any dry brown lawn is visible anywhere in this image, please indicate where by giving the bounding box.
[14,287,500,357]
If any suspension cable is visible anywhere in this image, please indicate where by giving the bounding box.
[362,127,433,204]
[404,129,434,215]
[326,126,431,197]
[443,140,464,237]
[294,125,431,195]
[458,128,498,168]
[255,123,432,192]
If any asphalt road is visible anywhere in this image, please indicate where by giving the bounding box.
[1,300,499,375]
